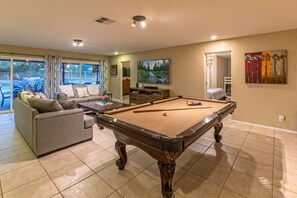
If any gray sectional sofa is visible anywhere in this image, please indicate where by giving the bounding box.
[14,97,94,157]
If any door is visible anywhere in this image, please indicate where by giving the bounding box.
[0,59,12,111]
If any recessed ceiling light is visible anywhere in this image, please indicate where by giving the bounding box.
[114,51,118,55]
[211,35,218,40]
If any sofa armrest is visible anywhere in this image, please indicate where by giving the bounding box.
[33,109,85,156]
[57,93,68,100]
[34,109,83,120]
[14,97,39,150]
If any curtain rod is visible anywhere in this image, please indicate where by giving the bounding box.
[0,51,43,58]
[0,51,104,62]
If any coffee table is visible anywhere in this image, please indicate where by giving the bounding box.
[78,101,130,129]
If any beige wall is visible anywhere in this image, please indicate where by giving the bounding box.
[216,56,229,88]
[0,44,108,60]
[110,29,297,131]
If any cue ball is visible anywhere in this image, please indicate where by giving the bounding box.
[163,111,167,116]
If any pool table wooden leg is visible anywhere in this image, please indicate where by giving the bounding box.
[158,161,176,198]
[214,122,223,143]
[115,141,127,170]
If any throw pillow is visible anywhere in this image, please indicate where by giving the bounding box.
[34,93,41,98]
[87,85,99,96]
[27,98,63,113]
[38,92,47,99]
[20,91,34,104]
[58,85,75,98]
[75,87,90,98]
[58,100,77,110]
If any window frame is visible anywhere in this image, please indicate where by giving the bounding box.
[62,61,100,85]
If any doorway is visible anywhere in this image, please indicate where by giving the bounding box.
[0,57,46,113]
[121,61,131,103]
[205,51,231,100]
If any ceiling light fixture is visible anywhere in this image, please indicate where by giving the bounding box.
[211,35,218,40]
[73,39,84,47]
[114,51,118,55]
[131,15,147,28]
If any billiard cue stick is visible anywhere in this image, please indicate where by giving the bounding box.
[133,106,211,113]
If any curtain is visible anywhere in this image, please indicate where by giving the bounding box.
[44,55,62,98]
[53,56,63,98]
[99,60,108,91]
[44,55,52,98]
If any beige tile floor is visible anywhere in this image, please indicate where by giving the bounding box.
[1,113,297,198]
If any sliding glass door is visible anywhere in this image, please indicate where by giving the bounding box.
[0,58,45,113]
[0,59,11,111]
[13,60,45,97]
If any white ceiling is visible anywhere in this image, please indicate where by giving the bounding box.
[1,0,297,56]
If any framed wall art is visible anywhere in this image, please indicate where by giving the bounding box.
[137,59,169,84]
[245,50,287,84]
[110,65,117,76]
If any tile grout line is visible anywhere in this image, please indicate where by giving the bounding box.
[169,132,215,195]
[65,145,131,196]
[48,148,98,195]
[1,161,48,195]
[215,123,252,198]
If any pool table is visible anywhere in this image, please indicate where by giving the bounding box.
[97,96,236,198]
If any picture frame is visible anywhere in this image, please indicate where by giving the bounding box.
[245,50,287,84]
[110,65,117,76]
[137,59,170,84]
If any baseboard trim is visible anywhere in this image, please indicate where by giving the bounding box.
[232,119,297,135]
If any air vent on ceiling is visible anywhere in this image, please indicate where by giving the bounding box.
[95,17,115,25]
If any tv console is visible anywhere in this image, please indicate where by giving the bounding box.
[144,86,158,89]
[129,87,170,104]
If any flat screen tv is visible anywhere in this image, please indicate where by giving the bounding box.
[137,59,169,84]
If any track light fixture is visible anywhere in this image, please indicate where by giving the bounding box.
[131,15,147,28]
[72,39,83,47]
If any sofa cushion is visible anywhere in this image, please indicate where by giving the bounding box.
[20,91,34,104]
[58,100,77,110]
[37,92,47,99]
[87,96,102,101]
[87,85,100,96]
[73,85,87,97]
[59,85,75,98]
[27,98,63,113]
[75,87,90,98]
[83,115,94,129]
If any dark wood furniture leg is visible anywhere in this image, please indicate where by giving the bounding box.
[158,161,176,198]
[214,122,223,142]
[115,141,127,170]
[98,124,104,130]
[97,112,105,129]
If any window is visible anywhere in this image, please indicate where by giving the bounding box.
[62,63,100,85]
[62,63,80,84]
[13,60,45,95]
